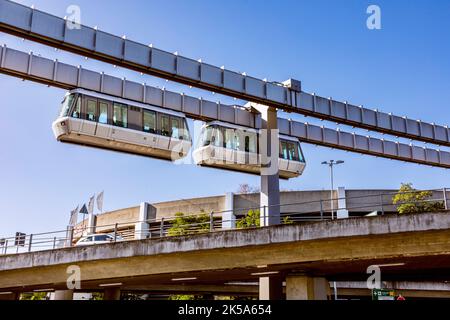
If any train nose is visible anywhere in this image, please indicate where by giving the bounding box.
[52,117,69,140]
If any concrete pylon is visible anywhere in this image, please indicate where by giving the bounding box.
[251,104,282,299]
[85,213,96,235]
[135,202,156,239]
[103,287,121,300]
[222,192,236,229]
[285,275,330,300]
[53,289,74,300]
[252,104,280,226]
[259,277,283,300]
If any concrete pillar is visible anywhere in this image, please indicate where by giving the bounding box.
[103,288,121,300]
[285,275,329,300]
[337,187,349,219]
[259,277,283,300]
[0,292,20,300]
[253,104,280,226]
[135,202,156,239]
[53,290,74,300]
[84,213,96,235]
[222,192,236,229]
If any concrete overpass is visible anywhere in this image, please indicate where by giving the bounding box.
[1,212,450,300]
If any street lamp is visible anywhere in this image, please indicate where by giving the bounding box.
[321,160,344,220]
[321,160,344,301]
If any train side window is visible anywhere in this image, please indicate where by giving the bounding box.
[288,142,296,160]
[86,100,97,121]
[72,96,81,118]
[99,102,108,124]
[143,110,156,133]
[225,128,237,150]
[160,115,170,137]
[60,94,74,117]
[202,126,212,146]
[280,140,288,160]
[298,144,305,162]
[113,102,128,128]
[245,136,250,152]
[171,117,181,139]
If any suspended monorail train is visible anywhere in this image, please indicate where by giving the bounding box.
[52,89,192,161]
[193,122,306,179]
[53,90,306,179]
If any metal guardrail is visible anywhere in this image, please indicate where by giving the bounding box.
[0,188,448,256]
[1,44,450,169]
[1,0,450,148]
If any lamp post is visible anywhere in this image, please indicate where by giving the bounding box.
[321,160,344,220]
[321,160,344,301]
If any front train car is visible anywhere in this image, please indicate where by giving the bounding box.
[52,89,191,161]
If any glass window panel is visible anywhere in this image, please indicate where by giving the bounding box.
[298,144,305,162]
[202,126,213,146]
[280,141,288,160]
[160,115,170,136]
[86,100,96,121]
[143,110,156,133]
[71,96,81,118]
[60,94,75,117]
[99,102,108,124]
[225,128,237,150]
[171,117,181,139]
[113,103,127,128]
[243,133,257,153]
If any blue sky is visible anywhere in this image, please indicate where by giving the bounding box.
[1,0,450,236]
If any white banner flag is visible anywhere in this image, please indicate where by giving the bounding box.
[69,205,79,226]
[96,191,104,212]
[88,195,95,215]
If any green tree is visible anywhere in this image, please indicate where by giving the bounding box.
[20,292,48,300]
[169,294,203,300]
[282,216,294,224]
[90,292,104,300]
[392,183,444,214]
[237,210,294,228]
[236,209,260,228]
[167,212,210,236]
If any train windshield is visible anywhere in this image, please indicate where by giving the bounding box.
[280,139,305,162]
[59,94,76,117]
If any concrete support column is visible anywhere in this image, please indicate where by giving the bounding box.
[103,288,121,300]
[85,213,96,235]
[222,192,236,229]
[285,275,329,300]
[254,104,280,226]
[135,202,156,239]
[259,277,283,300]
[53,289,74,300]
[337,187,349,219]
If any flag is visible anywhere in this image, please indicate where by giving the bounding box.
[69,205,79,226]
[88,194,95,215]
[79,204,88,214]
[96,191,104,212]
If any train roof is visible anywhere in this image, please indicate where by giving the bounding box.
[203,121,301,143]
[68,89,187,118]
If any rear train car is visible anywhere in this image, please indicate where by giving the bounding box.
[193,121,306,179]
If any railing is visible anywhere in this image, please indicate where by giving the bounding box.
[0,188,448,256]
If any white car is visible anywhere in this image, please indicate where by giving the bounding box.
[75,234,124,246]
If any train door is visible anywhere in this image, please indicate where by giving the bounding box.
[95,99,111,139]
[81,96,97,136]
[157,113,171,149]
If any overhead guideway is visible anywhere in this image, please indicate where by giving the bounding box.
[1,44,450,169]
[1,0,450,147]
